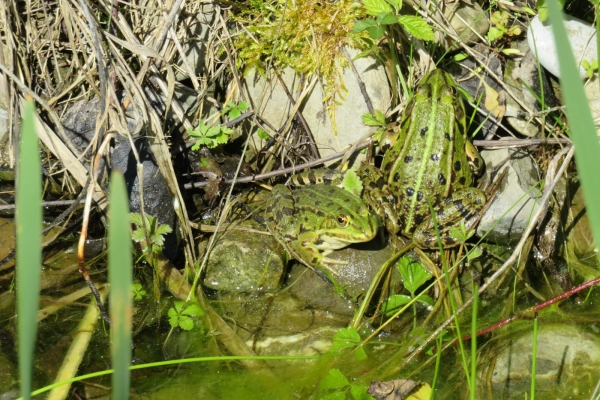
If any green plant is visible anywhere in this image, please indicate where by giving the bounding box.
[17,101,42,400]
[317,368,373,400]
[187,120,235,150]
[487,11,522,42]
[168,301,205,331]
[361,110,387,143]
[381,256,433,329]
[132,283,146,300]
[330,327,367,360]
[130,213,173,255]
[108,172,133,399]
[221,100,248,120]
[582,59,598,79]
[353,0,434,42]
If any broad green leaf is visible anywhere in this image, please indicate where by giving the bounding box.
[381,294,411,316]
[182,303,204,317]
[178,316,194,331]
[367,25,386,40]
[376,12,397,25]
[331,327,361,354]
[257,128,269,140]
[397,257,431,294]
[353,19,378,34]
[321,369,349,390]
[362,0,392,16]
[397,15,435,41]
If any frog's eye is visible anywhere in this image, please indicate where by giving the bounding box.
[336,214,349,227]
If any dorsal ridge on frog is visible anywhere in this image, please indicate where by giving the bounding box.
[368,68,486,248]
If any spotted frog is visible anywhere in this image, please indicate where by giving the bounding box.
[265,184,377,292]
[361,69,486,248]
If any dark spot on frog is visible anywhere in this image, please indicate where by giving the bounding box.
[444,133,451,141]
[414,214,424,225]
[454,161,462,171]
[438,173,446,185]
[404,155,413,163]
[314,238,324,246]
[314,200,321,206]
[458,176,466,185]
[406,187,414,197]
[453,199,464,211]
[417,192,423,201]
[431,154,440,162]
[394,172,401,182]
[420,127,428,137]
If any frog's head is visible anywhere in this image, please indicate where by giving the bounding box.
[313,189,378,251]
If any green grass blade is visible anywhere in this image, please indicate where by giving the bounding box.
[108,172,132,400]
[546,0,600,261]
[17,101,42,400]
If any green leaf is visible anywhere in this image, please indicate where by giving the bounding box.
[386,0,402,11]
[452,53,469,62]
[350,384,375,400]
[376,12,397,25]
[129,212,143,226]
[396,256,431,294]
[132,283,146,301]
[182,303,204,317]
[257,128,270,140]
[362,110,386,127]
[331,327,362,355]
[467,245,483,261]
[168,308,180,327]
[397,15,435,41]
[342,169,364,197]
[381,294,411,316]
[321,369,349,390]
[367,25,386,40]
[353,18,378,34]
[178,316,195,331]
[415,294,434,307]
[362,0,392,16]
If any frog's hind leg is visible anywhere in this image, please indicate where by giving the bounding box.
[413,187,486,249]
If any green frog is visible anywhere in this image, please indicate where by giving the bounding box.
[265,184,377,292]
[361,68,486,248]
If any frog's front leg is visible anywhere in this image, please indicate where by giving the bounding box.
[288,235,348,295]
[413,187,486,249]
[358,165,400,234]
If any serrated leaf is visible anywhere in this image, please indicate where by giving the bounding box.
[342,170,363,197]
[182,303,204,317]
[362,0,392,16]
[331,327,361,354]
[321,368,349,389]
[415,294,434,307]
[178,316,194,331]
[467,246,483,261]
[131,229,146,242]
[397,15,435,41]
[129,212,143,226]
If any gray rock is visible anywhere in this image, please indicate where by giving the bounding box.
[442,2,490,48]
[174,5,215,82]
[505,43,557,138]
[243,47,391,166]
[61,98,177,259]
[528,14,597,80]
[480,324,600,398]
[200,222,287,293]
[477,144,542,244]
